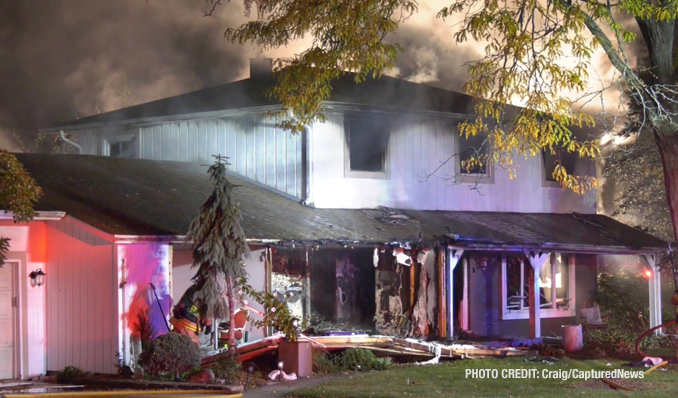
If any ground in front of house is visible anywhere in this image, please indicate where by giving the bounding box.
[283,358,678,398]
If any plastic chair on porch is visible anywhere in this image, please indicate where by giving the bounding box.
[219,308,249,346]
[580,305,608,331]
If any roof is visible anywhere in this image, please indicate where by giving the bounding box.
[13,154,666,253]
[43,73,477,131]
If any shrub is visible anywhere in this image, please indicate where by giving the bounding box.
[337,348,393,371]
[312,351,341,375]
[56,366,82,383]
[138,332,201,378]
[583,329,672,358]
[596,268,675,334]
[211,352,241,384]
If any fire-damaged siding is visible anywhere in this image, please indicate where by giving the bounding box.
[310,112,596,213]
[44,218,117,374]
[138,115,303,198]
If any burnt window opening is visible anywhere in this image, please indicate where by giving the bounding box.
[543,149,577,181]
[458,132,488,175]
[108,137,135,158]
[346,116,390,173]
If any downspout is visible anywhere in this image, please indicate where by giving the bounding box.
[59,130,83,154]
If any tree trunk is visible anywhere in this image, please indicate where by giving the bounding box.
[225,275,236,352]
[654,131,678,245]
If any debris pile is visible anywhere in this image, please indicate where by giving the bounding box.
[201,334,537,368]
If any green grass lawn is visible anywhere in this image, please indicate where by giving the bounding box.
[288,357,678,398]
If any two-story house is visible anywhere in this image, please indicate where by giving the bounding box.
[0,59,665,378]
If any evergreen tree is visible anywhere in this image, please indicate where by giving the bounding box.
[186,155,249,351]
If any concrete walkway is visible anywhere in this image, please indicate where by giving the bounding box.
[243,373,352,398]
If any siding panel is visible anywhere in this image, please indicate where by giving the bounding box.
[45,219,115,374]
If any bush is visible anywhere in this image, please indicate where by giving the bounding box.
[312,351,341,375]
[583,329,672,358]
[138,332,201,378]
[56,366,82,383]
[596,268,675,334]
[337,348,393,371]
[211,352,241,384]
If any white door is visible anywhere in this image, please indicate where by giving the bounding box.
[0,262,16,379]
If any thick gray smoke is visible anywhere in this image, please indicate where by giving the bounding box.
[0,0,255,149]
[0,0,480,151]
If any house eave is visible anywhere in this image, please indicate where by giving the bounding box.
[323,101,471,120]
[39,105,284,133]
[0,211,66,221]
[445,239,666,255]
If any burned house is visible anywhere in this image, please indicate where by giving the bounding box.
[0,60,666,378]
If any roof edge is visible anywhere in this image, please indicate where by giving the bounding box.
[0,211,66,221]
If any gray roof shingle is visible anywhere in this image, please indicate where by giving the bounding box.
[14,154,666,253]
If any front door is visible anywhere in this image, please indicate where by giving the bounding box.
[0,262,16,379]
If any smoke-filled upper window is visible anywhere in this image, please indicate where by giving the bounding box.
[458,132,488,175]
[346,116,390,173]
[543,149,577,181]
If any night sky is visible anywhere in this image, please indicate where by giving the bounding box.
[0,0,485,151]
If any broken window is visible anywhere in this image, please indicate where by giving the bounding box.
[458,132,488,175]
[345,115,389,173]
[543,148,577,181]
[502,253,575,320]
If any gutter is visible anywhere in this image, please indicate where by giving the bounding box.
[40,106,283,133]
[0,211,66,221]
[59,130,83,154]
[112,235,283,245]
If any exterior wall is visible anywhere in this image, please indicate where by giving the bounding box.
[310,112,596,212]
[0,220,47,379]
[44,218,117,374]
[172,247,268,342]
[68,128,139,157]
[138,116,303,198]
[69,115,304,199]
[467,253,597,338]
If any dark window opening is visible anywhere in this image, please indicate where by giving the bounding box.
[543,149,577,181]
[458,133,487,175]
[347,117,389,172]
[110,138,135,158]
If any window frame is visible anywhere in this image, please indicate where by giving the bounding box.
[103,134,137,158]
[500,253,576,320]
[454,127,494,185]
[541,148,578,188]
[343,115,391,179]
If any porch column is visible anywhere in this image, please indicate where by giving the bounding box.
[525,251,549,339]
[644,254,663,335]
[446,247,464,339]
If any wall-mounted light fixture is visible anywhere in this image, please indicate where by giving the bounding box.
[29,269,46,287]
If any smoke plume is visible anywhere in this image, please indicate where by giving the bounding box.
[0,0,257,149]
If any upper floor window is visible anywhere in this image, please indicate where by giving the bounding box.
[501,253,575,320]
[458,132,488,175]
[455,128,494,184]
[543,148,577,182]
[105,135,136,158]
[344,115,390,178]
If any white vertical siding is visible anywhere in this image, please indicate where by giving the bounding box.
[138,114,303,198]
[44,218,116,374]
[311,112,596,213]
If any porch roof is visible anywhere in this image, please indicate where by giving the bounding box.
[15,154,666,254]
